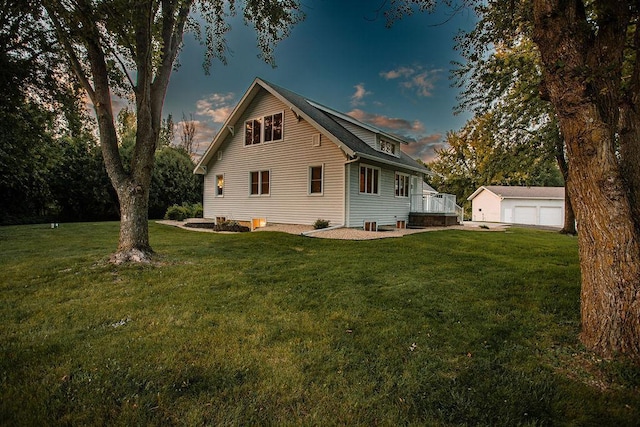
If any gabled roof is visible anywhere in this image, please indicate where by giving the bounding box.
[194,78,430,175]
[467,185,565,201]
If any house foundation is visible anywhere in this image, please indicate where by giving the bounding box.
[408,212,460,227]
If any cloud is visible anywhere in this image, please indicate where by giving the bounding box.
[380,66,416,80]
[380,66,442,97]
[403,134,447,163]
[350,83,371,106]
[347,109,425,134]
[195,92,236,123]
[347,108,445,163]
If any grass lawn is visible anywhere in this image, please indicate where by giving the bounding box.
[1,222,638,425]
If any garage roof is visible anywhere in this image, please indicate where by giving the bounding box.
[467,186,565,201]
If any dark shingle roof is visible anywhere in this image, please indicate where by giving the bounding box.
[262,79,430,175]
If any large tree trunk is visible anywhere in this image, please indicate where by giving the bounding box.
[560,106,640,359]
[111,180,152,263]
[533,0,640,362]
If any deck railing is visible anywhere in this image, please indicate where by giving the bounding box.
[411,193,463,222]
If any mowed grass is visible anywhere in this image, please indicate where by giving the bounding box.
[1,222,638,426]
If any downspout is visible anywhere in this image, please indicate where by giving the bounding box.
[344,156,360,228]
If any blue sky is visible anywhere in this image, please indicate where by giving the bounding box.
[163,1,476,162]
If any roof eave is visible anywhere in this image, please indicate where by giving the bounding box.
[357,152,431,175]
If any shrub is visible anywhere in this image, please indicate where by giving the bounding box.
[164,204,189,221]
[191,203,203,218]
[164,202,203,221]
[314,219,330,229]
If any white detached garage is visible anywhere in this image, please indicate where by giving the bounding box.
[467,186,565,227]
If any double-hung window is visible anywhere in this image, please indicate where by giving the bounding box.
[359,165,379,195]
[309,165,323,195]
[245,112,283,145]
[250,170,270,195]
[395,172,409,197]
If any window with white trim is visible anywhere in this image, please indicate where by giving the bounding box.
[264,112,283,142]
[309,165,323,195]
[395,172,409,197]
[245,118,262,146]
[380,140,396,155]
[359,165,380,195]
[245,112,284,145]
[250,170,270,195]
[216,174,224,197]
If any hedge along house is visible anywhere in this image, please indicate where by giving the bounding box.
[467,186,565,227]
[194,78,460,230]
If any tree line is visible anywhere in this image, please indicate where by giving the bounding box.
[0,105,203,225]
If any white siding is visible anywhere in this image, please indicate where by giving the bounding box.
[346,163,414,227]
[471,190,501,222]
[332,117,377,149]
[203,89,346,226]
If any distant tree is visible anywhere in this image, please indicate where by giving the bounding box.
[40,0,303,263]
[159,114,175,148]
[180,112,198,155]
[452,26,575,233]
[428,113,563,213]
[49,136,119,222]
[0,0,90,223]
[149,147,203,218]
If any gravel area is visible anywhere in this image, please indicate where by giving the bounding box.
[157,220,509,240]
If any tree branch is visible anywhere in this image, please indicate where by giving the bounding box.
[44,6,97,105]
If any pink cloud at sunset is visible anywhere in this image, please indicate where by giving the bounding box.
[403,134,447,163]
[347,109,425,133]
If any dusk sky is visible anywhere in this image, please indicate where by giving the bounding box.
[163,1,477,162]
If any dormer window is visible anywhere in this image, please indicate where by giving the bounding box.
[380,140,396,155]
[245,111,284,146]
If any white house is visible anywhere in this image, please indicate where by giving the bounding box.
[194,78,459,229]
[467,186,565,227]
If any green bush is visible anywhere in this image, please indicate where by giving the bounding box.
[164,204,189,221]
[164,202,204,221]
[313,219,330,229]
[191,203,203,218]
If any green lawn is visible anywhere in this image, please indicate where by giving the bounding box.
[1,222,638,425]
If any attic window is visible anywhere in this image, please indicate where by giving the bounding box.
[380,140,396,155]
[264,112,283,142]
[245,112,284,146]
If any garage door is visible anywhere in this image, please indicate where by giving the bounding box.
[514,206,537,225]
[539,207,563,227]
